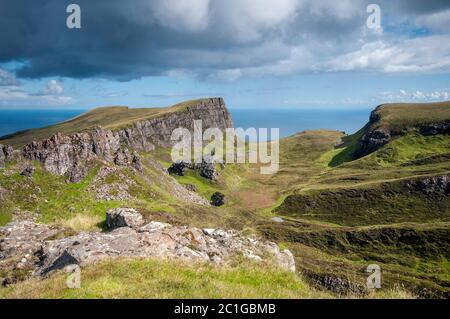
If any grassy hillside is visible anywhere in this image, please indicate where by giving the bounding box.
[1,100,449,298]
[0,99,208,147]
[368,101,450,133]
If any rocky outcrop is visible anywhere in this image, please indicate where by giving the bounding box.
[0,144,14,168]
[118,98,233,151]
[168,158,219,181]
[354,102,450,158]
[405,175,450,195]
[0,212,296,277]
[354,127,391,158]
[21,98,232,181]
[0,221,58,261]
[22,129,120,176]
[211,192,226,207]
[420,121,450,136]
[106,208,144,230]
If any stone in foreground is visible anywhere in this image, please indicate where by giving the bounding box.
[106,208,144,230]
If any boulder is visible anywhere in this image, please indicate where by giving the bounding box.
[184,184,198,192]
[20,166,35,177]
[106,208,144,230]
[131,153,144,172]
[168,161,190,176]
[211,192,226,207]
[114,148,130,166]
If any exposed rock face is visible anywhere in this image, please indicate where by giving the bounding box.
[0,144,13,168]
[0,213,296,277]
[131,153,144,172]
[211,192,226,207]
[355,127,391,158]
[106,208,144,230]
[420,121,450,136]
[113,148,130,166]
[405,175,450,195]
[23,130,119,176]
[67,163,87,183]
[355,106,450,158]
[21,98,232,180]
[118,98,233,150]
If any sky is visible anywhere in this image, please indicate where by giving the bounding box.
[0,0,449,110]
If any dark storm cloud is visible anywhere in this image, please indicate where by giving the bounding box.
[0,0,449,80]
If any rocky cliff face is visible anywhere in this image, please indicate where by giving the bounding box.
[355,105,450,158]
[119,98,233,150]
[21,98,233,178]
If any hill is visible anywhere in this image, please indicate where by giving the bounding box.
[0,98,231,148]
[1,99,449,298]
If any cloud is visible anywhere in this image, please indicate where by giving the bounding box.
[377,89,450,102]
[0,0,449,81]
[0,69,19,86]
[43,80,64,95]
[0,74,73,106]
[322,35,450,73]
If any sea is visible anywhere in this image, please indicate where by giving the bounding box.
[0,108,371,140]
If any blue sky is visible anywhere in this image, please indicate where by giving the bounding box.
[0,0,449,110]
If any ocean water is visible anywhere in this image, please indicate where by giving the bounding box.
[0,109,83,138]
[0,108,371,139]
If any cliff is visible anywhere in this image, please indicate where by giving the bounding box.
[16,98,233,178]
[354,101,450,157]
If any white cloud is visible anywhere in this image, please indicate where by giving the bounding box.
[149,0,210,32]
[43,80,64,95]
[321,35,450,74]
[0,77,73,106]
[209,68,242,82]
[0,69,19,86]
[377,89,450,103]
[416,9,450,33]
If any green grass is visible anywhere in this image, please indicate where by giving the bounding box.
[368,101,450,134]
[0,258,331,299]
[373,133,450,166]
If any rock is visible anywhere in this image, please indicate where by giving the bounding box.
[131,153,144,172]
[66,163,87,183]
[106,208,144,230]
[184,184,198,192]
[114,148,130,166]
[197,161,218,180]
[0,144,13,168]
[420,121,450,136]
[405,175,450,195]
[2,213,295,277]
[0,145,5,168]
[211,192,225,207]
[0,221,59,260]
[355,127,391,158]
[271,217,284,223]
[20,166,35,177]
[168,161,190,176]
